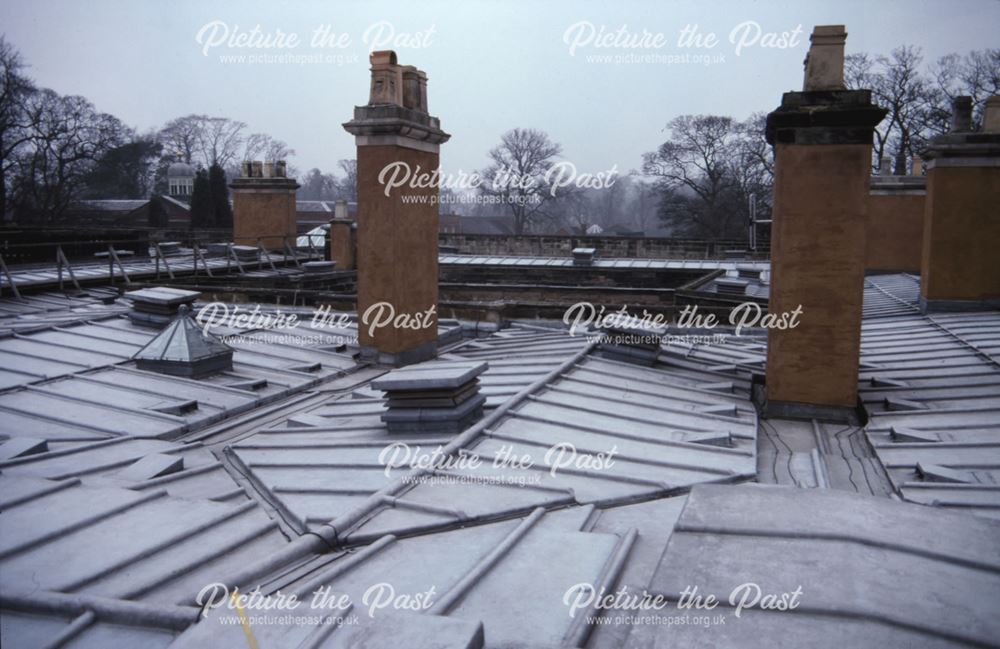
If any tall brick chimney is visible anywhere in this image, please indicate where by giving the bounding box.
[343,51,450,365]
[918,95,1000,312]
[763,26,887,422]
[230,160,300,248]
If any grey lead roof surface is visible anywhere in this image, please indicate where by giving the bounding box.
[1,272,999,648]
[860,309,1000,518]
[0,314,358,440]
[863,273,922,318]
[215,319,755,540]
[0,290,127,336]
[636,483,1000,648]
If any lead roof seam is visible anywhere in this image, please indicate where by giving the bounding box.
[55,499,262,594]
[0,489,170,561]
[925,316,1000,370]
[0,402,122,435]
[119,518,282,603]
[20,384,188,423]
[427,507,547,616]
[321,343,597,543]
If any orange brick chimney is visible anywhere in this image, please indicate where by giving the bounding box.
[230,160,300,248]
[918,95,1000,312]
[763,26,887,422]
[343,51,450,365]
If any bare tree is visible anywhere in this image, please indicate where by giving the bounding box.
[158,114,207,165]
[628,172,659,234]
[846,46,999,173]
[11,89,127,221]
[932,49,1000,127]
[478,128,563,234]
[0,36,37,219]
[242,132,295,162]
[297,160,356,202]
[855,47,937,174]
[337,159,357,202]
[732,113,773,223]
[299,168,336,200]
[197,116,246,169]
[642,114,772,239]
[644,115,734,238]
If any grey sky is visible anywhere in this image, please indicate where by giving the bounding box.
[3,0,998,177]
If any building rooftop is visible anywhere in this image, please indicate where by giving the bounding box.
[439,254,770,271]
[0,273,998,648]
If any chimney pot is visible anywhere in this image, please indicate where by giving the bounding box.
[334,199,348,220]
[951,96,973,133]
[983,95,1000,133]
[368,49,403,106]
[802,25,847,91]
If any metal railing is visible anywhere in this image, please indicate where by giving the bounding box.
[0,232,325,298]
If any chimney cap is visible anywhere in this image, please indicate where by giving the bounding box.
[371,361,488,392]
[370,50,398,66]
[802,24,848,91]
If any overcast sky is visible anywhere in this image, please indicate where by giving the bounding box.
[3,0,999,177]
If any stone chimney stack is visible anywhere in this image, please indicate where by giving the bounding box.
[764,25,887,422]
[918,95,1000,312]
[230,159,300,248]
[343,51,450,365]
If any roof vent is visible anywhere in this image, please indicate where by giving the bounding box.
[715,278,750,296]
[303,260,337,274]
[132,305,233,377]
[597,325,662,366]
[203,244,259,262]
[737,266,761,280]
[126,287,201,329]
[371,361,488,434]
[572,247,596,266]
